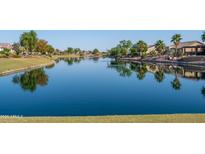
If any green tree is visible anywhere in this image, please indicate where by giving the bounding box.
[155,40,166,55]
[12,43,22,55]
[130,47,137,56]
[93,48,100,54]
[118,40,132,56]
[171,34,182,56]
[73,48,81,54]
[20,30,38,53]
[201,32,205,42]
[135,40,148,58]
[46,45,55,54]
[66,47,74,54]
[36,39,54,54]
[36,39,48,54]
[109,47,121,57]
[108,40,132,57]
[1,48,10,56]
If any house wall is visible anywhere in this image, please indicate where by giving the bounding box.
[147,46,155,54]
[184,47,204,53]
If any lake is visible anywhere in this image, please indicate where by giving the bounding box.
[1,57,205,116]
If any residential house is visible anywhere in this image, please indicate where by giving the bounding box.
[0,43,13,51]
[169,41,205,55]
[147,45,155,54]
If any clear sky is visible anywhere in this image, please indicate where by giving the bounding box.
[0,30,203,51]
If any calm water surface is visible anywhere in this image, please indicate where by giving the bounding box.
[1,57,205,116]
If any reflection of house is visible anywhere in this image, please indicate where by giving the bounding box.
[169,41,205,55]
[0,43,13,51]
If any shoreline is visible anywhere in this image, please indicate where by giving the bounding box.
[1,114,205,123]
[0,56,55,76]
[120,57,205,68]
[0,61,55,76]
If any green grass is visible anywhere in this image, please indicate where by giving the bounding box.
[1,114,205,123]
[0,56,54,75]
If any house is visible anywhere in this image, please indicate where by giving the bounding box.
[169,41,205,55]
[147,45,155,54]
[0,43,13,51]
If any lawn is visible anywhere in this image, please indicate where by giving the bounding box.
[1,114,205,123]
[0,56,54,75]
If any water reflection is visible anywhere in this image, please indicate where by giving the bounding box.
[108,61,132,77]
[154,69,164,83]
[62,57,83,65]
[201,86,205,97]
[12,68,48,92]
[108,59,205,95]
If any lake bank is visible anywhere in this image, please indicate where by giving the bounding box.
[0,54,100,76]
[1,114,205,123]
[0,56,55,76]
[120,56,205,67]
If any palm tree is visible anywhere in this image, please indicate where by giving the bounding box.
[201,32,205,42]
[135,40,148,58]
[155,40,166,55]
[171,34,182,57]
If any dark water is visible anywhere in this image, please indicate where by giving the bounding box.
[1,57,205,116]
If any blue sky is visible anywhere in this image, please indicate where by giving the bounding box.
[0,30,203,51]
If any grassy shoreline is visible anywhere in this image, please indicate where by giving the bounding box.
[1,114,205,123]
[0,56,55,76]
[0,54,105,76]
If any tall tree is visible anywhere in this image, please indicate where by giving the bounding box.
[36,39,54,54]
[20,30,38,52]
[93,48,100,54]
[118,40,132,56]
[36,39,48,54]
[66,47,74,54]
[12,43,22,55]
[155,40,166,55]
[201,32,205,42]
[135,40,148,57]
[46,45,55,54]
[73,48,81,54]
[171,34,182,56]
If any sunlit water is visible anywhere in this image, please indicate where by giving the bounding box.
[0,57,205,116]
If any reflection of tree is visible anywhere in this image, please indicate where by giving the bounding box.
[171,67,182,90]
[108,60,132,77]
[92,57,100,62]
[12,68,48,92]
[129,63,137,71]
[171,78,181,90]
[154,68,164,83]
[64,58,82,65]
[149,64,157,72]
[201,86,205,97]
[136,63,147,80]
